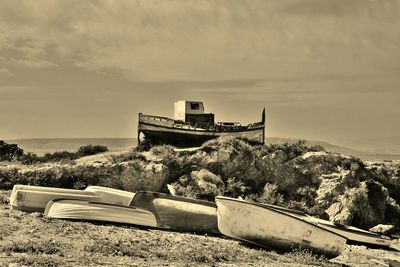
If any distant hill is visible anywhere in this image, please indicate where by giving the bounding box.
[336,136,400,155]
[5,138,137,155]
[267,137,400,161]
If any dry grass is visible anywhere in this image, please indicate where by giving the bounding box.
[1,190,400,266]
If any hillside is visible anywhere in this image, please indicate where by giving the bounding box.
[2,137,400,265]
[2,137,400,230]
[267,137,400,161]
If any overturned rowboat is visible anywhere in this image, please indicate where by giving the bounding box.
[9,185,99,212]
[10,190,101,212]
[131,191,219,234]
[215,196,346,258]
[44,199,157,227]
[84,186,135,206]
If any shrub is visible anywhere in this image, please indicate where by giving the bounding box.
[17,152,41,164]
[257,183,284,205]
[224,177,250,198]
[0,140,23,161]
[76,144,108,157]
[42,151,78,162]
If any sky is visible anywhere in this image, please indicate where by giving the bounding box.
[0,0,399,145]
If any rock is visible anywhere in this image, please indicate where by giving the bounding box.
[324,183,369,226]
[168,169,224,201]
[369,224,396,235]
[326,202,353,225]
[120,161,169,192]
[167,184,176,195]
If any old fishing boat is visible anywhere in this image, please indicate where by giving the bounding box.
[215,196,346,258]
[137,101,265,147]
[131,191,219,234]
[44,199,157,228]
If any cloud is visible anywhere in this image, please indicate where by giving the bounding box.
[279,0,399,18]
[0,1,399,81]
[0,68,12,75]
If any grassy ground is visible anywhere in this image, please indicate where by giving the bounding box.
[1,190,400,267]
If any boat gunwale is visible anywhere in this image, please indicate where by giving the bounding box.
[311,219,392,240]
[132,191,217,208]
[138,113,265,132]
[138,120,265,134]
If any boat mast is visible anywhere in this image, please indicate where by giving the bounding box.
[137,113,142,146]
[262,108,266,144]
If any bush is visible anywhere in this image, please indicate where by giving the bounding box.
[77,144,108,157]
[42,151,78,162]
[17,152,41,164]
[11,144,110,164]
[0,140,23,161]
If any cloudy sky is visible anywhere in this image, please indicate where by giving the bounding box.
[1,0,399,144]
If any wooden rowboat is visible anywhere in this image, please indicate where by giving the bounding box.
[44,199,157,228]
[215,196,346,258]
[84,186,135,206]
[131,191,219,234]
[255,202,392,248]
[10,189,100,212]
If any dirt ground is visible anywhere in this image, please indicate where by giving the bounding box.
[1,190,400,267]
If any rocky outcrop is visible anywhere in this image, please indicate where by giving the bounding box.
[369,224,396,236]
[168,169,224,201]
[2,137,400,230]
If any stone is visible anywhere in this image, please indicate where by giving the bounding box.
[369,224,396,236]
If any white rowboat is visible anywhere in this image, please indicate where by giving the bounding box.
[10,189,100,212]
[44,199,157,227]
[215,197,346,258]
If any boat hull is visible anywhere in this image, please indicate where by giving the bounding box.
[255,201,392,248]
[304,216,392,248]
[44,199,157,227]
[11,184,95,195]
[10,189,101,212]
[138,115,264,147]
[131,191,219,234]
[84,186,135,206]
[215,197,346,258]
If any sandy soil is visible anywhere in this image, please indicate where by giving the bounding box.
[1,190,400,267]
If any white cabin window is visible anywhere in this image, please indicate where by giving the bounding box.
[190,103,200,110]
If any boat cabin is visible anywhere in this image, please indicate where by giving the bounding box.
[174,100,214,127]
